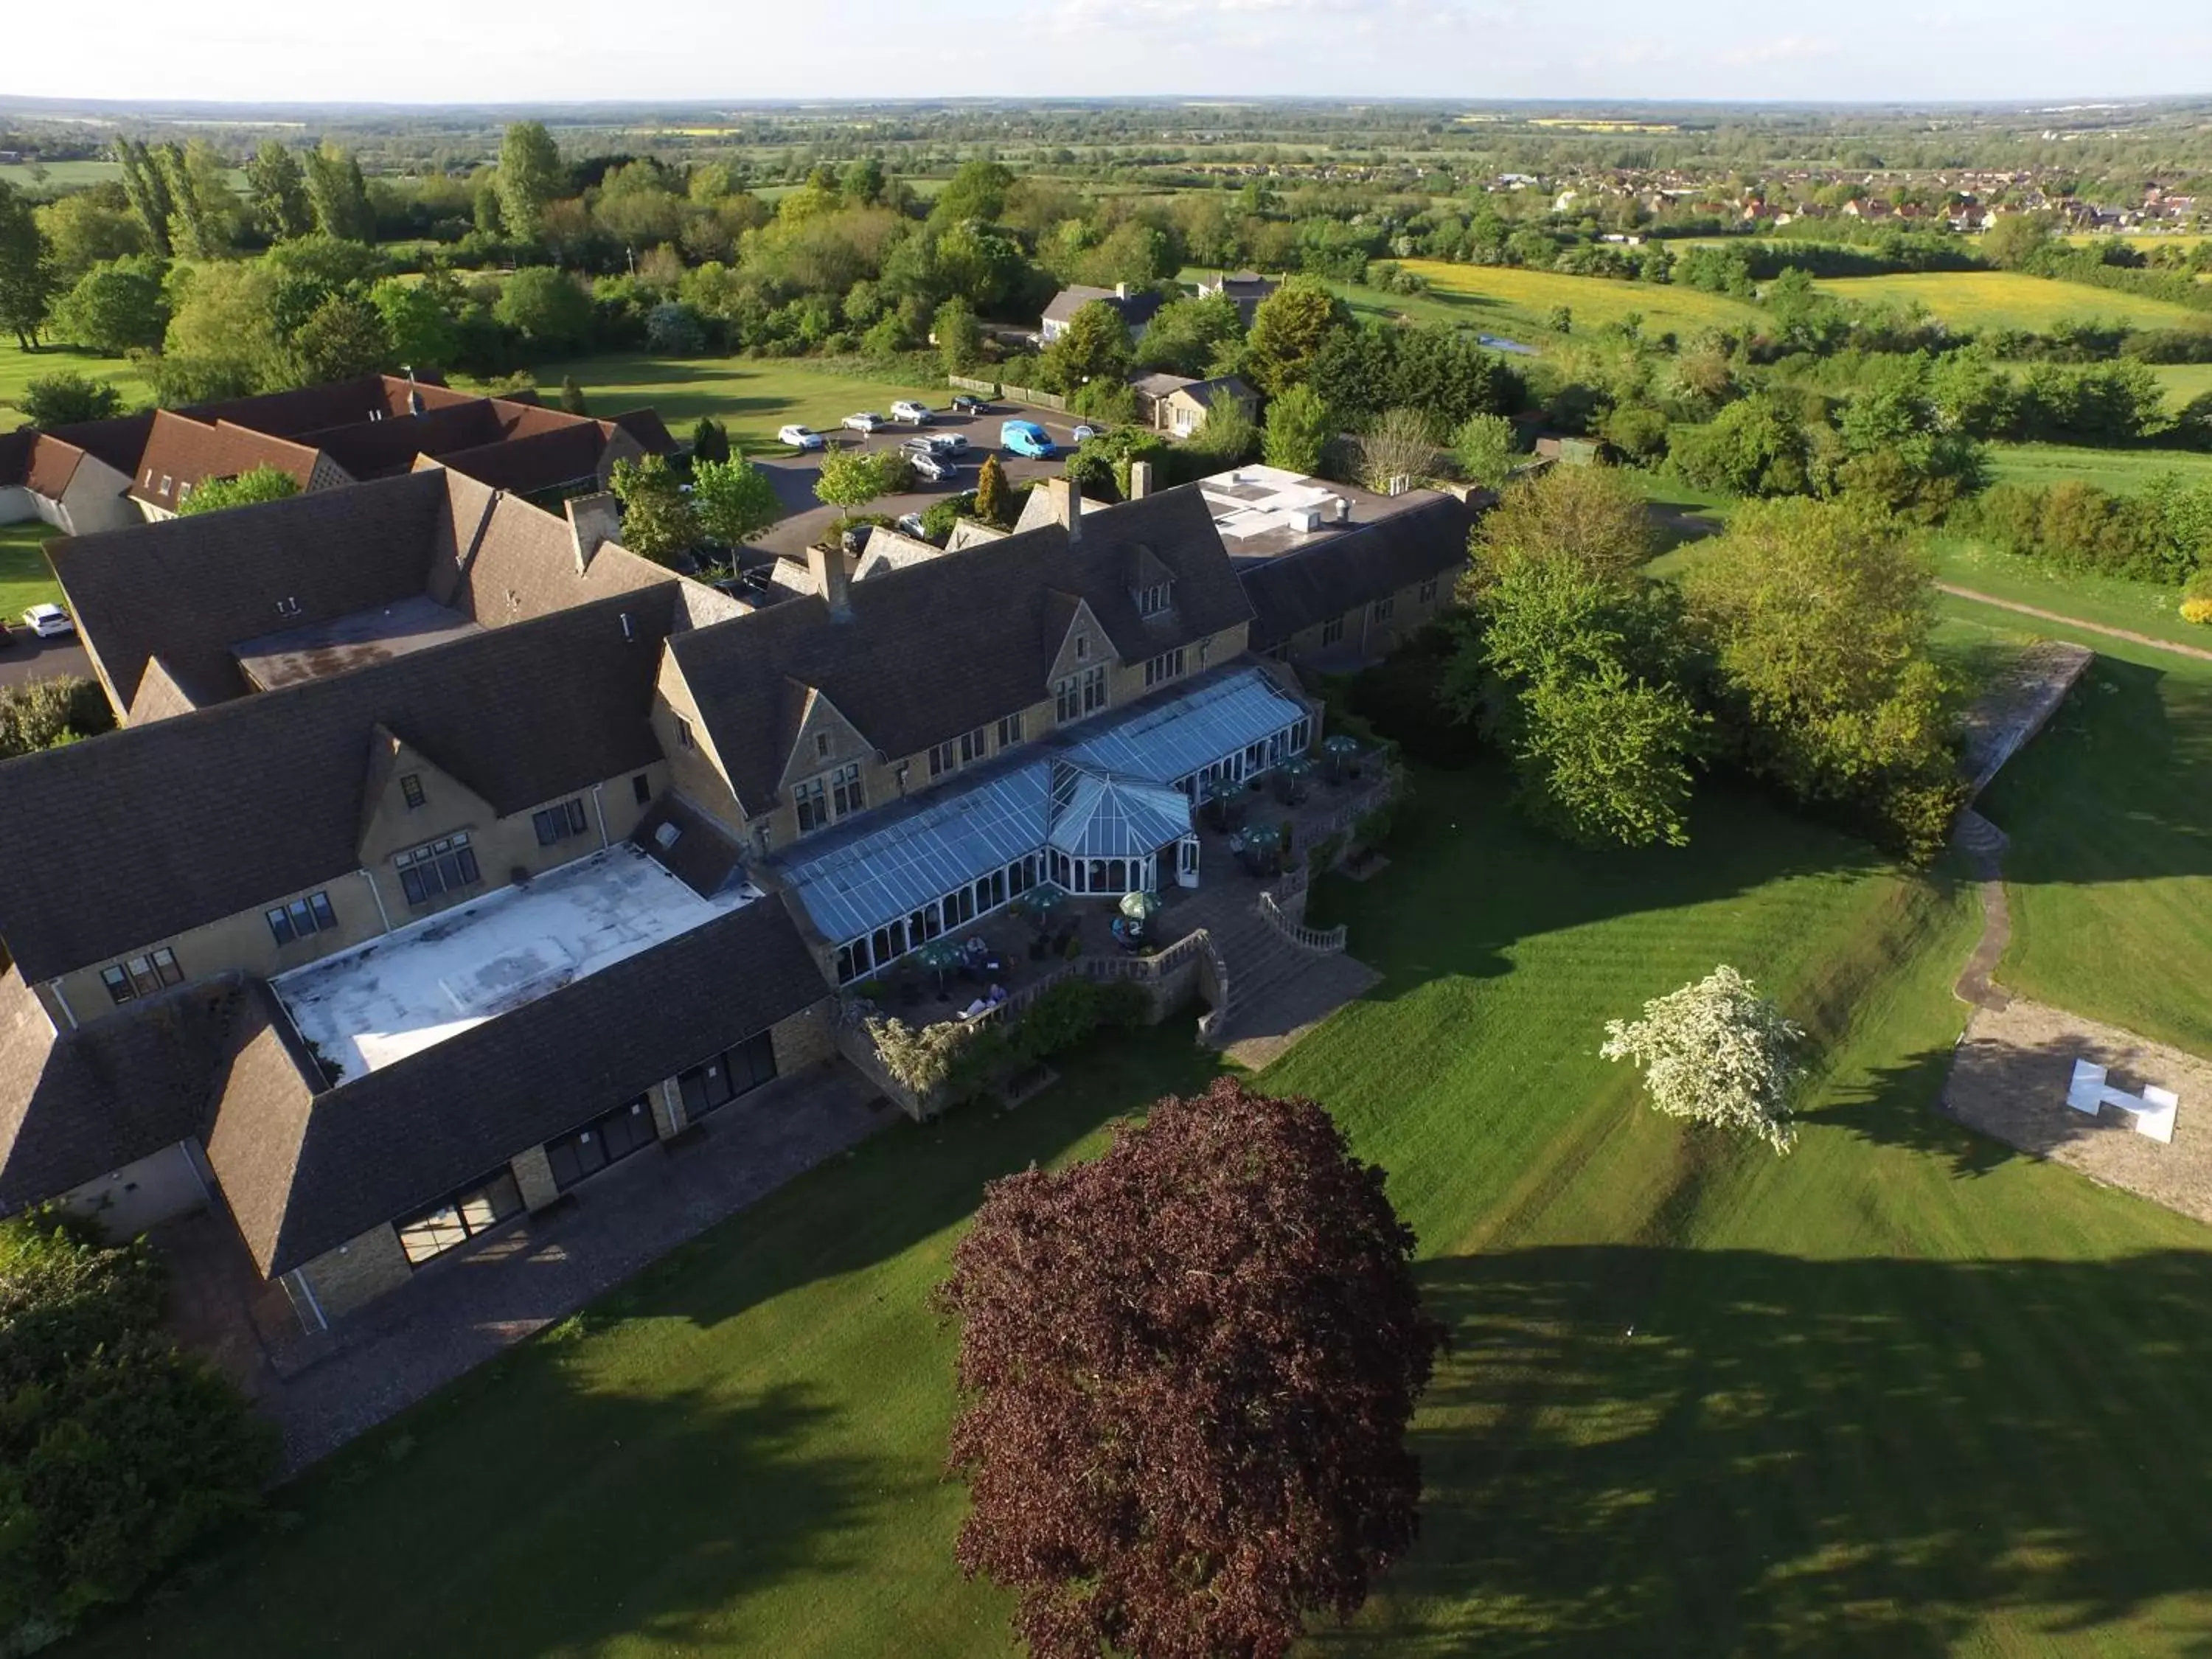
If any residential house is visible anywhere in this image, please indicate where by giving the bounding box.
[1037,283,1166,345]
[1195,271,1281,327]
[1132,373,1259,439]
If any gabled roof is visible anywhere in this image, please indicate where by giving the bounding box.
[1041,285,1167,330]
[128,410,331,511]
[1238,494,1476,650]
[667,485,1253,814]
[432,422,611,494]
[208,899,822,1276]
[0,969,243,1214]
[0,587,683,984]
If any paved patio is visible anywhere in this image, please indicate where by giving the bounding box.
[156,1059,890,1472]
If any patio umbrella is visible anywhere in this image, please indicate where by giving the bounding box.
[1322,734,1362,757]
[1279,754,1315,776]
[1119,889,1161,921]
[1242,822,1282,849]
[1027,883,1066,918]
[917,938,964,992]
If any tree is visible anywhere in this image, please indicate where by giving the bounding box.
[559,375,589,415]
[296,139,373,243]
[1135,291,1244,378]
[937,1077,1444,1659]
[1186,386,1259,469]
[1601,965,1803,1152]
[175,465,301,515]
[689,415,731,467]
[1262,382,1334,475]
[933,296,983,375]
[975,452,1013,526]
[368,277,458,372]
[47,257,169,356]
[608,454,701,565]
[0,675,112,759]
[1669,393,1811,498]
[110,137,175,258]
[813,446,900,521]
[496,268,594,350]
[1467,464,1656,594]
[33,188,145,283]
[156,139,238,260]
[1452,411,1519,490]
[0,1211,274,1644]
[1982,211,2053,271]
[1039,299,1131,395]
[245,139,316,241]
[18,372,124,428]
[1244,275,1352,396]
[287,293,392,384]
[497,121,567,242]
[928,159,1015,228]
[1350,406,1441,493]
[0,180,55,351]
[691,455,781,547]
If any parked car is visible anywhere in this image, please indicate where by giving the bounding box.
[1000,420,1055,458]
[21,604,74,639]
[890,400,933,424]
[923,431,969,455]
[909,451,959,484]
[842,411,886,434]
[895,512,930,539]
[777,424,826,451]
[951,393,989,415]
[1071,425,1098,444]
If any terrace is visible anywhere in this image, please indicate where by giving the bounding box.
[274,845,762,1082]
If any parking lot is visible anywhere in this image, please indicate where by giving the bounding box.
[0,632,89,689]
[747,398,1099,560]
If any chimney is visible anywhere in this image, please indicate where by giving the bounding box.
[1127,460,1154,500]
[806,541,854,617]
[1043,476,1083,541]
[565,492,621,574]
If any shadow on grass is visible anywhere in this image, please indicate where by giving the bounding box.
[1315,1242,2212,1658]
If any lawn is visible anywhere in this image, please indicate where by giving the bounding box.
[1982,440,2212,493]
[1931,535,2208,651]
[1815,269,2211,333]
[68,713,2212,1658]
[0,521,63,616]
[1392,260,1761,341]
[0,341,151,422]
[510,352,945,450]
[2154,361,2212,411]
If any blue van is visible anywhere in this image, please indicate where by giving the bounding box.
[999,420,1056,458]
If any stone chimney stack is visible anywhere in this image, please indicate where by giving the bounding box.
[807,540,854,618]
[1043,476,1084,541]
[1127,460,1155,501]
[566,493,621,575]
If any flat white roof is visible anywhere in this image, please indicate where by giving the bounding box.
[274,844,760,1082]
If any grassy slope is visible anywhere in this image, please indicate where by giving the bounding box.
[1395,260,1761,340]
[1982,442,2212,493]
[69,740,2212,1658]
[1930,537,2207,650]
[0,521,63,616]
[512,352,943,449]
[2153,362,2212,411]
[1815,270,2211,333]
[0,342,151,422]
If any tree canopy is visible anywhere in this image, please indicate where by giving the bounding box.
[608,454,700,565]
[175,465,301,516]
[939,1077,1443,1659]
[1602,965,1804,1152]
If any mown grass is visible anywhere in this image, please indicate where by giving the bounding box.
[0,342,151,422]
[0,521,63,616]
[1816,269,2211,333]
[67,726,2212,1655]
[1931,536,2208,651]
[2154,361,2212,411]
[1394,260,1761,341]
[504,351,944,449]
[1982,440,2212,493]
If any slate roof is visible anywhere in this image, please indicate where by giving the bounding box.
[1238,493,1476,650]
[667,484,1253,814]
[434,423,611,494]
[206,899,824,1276]
[1041,285,1167,332]
[0,970,243,1214]
[0,586,684,984]
[128,410,330,511]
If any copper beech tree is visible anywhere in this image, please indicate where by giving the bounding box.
[936,1077,1444,1659]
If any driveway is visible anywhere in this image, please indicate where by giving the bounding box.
[748,400,1094,560]
[0,635,91,688]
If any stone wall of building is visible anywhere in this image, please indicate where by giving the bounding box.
[295,1222,413,1322]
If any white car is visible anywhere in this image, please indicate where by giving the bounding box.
[1071,424,1099,444]
[842,411,886,434]
[917,431,969,456]
[21,604,74,639]
[777,424,826,451]
[890,400,933,425]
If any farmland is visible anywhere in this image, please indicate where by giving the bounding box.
[1391,260,1761,339]
[1816,269,2212,333]
[1981,440,2212,493]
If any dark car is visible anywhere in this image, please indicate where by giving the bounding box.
[950,393,989,415]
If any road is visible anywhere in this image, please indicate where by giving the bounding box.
[0,634,90,688]
[746,400,1095,560]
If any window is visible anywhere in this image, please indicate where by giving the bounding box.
[815,731,832,759]
[266,891,338,947]
[1136,580,1173,618]
[1371,596,1396,623]
[1074,633,1090,661]
[533,798,590,846]
[632,773,651,806]
[676,1031,779,1120]
[959,726,987,765]
[794,775,828,834]
[1058,664,1108,722]
[100,947,183,1006]
[159,474,173,495]
[1321,615,1346,647]
[400,772,425,810]
[928,740,956,778]
[1418,577,1439,603]
[1144,647,1186,688]
[675,715,695,751]
[395,833,480,907]
[831,762,864,818]
[1082,664,1107,713]
[546,1097,658,1191]
[998,712,1023,748]
[396,1167,524,1266]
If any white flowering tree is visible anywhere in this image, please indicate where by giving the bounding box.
[1600,965,1803,1153]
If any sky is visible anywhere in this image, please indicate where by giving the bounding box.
[11,0,2212,107]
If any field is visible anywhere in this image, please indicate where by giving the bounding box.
[0,342,151,422]
[504,352,942,448]
[2155,362,2212,411]
[1815,269,2211,333]
[69,675,2212,1659]
[0,521,63,616]
[1392,260,1761,341]
[1981,440,2212,493]
[1933,536,2208,651]
[0,160,128,192]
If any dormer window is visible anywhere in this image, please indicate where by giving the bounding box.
[1136,580,1173,618]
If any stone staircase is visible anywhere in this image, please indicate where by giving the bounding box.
[1178,886,1380,1071]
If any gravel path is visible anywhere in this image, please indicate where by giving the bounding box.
[1938,584,2212,664]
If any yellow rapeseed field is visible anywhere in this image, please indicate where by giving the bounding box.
[1397,260,1761,338]
[1815,270,2210,332]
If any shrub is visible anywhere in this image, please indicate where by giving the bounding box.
[866,1015,978,1099]
[17,371,125,428]
[0,677,114,760]
[644,301,707,355]
[174,464,299,516]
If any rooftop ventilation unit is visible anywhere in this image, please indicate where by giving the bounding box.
[654,821,682,850]
[1291,507,1323,533]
